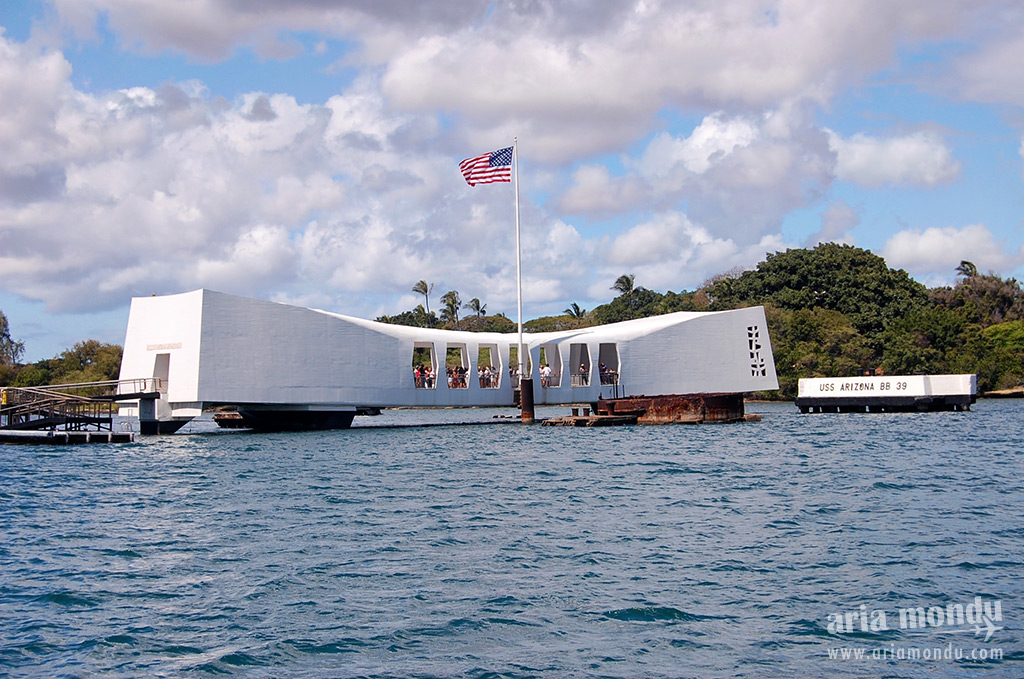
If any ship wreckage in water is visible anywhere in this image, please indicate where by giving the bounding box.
[117,290,779,433]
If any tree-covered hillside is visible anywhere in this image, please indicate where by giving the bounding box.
[699,245,1024,396]
[534,244,1024,398]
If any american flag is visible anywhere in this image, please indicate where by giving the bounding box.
[459,146,513,186]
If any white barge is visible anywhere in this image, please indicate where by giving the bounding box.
[795,374,977,413]
[116,289,779,433]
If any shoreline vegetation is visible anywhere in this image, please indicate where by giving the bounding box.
[3,244,1023,400]
[376,245,1024,400]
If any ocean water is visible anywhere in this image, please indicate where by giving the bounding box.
[1,401,1022,678]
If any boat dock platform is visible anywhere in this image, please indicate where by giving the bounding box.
[0,430,134,445]
[0,379,160,444]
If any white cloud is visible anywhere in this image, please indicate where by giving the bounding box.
[639,115,759,177]
[558,165,646,215]
[608,213,700,267]
[194,224,297,291]
[0,39,72,199]
[32,1,979,163]
[603,212,790,291]
[881,224,1019,280]
[946,13,1024,108]
[0,33,444,313]
[617,108,835,238]
[806,200,859,247]
[827,129,961,187]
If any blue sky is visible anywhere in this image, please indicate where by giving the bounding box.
[2,0,1024,361]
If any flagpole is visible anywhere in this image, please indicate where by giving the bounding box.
[513,137,524,378]
[512,138,535,423]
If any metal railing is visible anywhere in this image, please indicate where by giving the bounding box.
[540,373,562,388]
[1,379,165,431]
[478,374,501,389]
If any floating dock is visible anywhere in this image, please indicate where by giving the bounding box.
[1,381,152,444]
[795,374,977,413]
[0,430,134,445]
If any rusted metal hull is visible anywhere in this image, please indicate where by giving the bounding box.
[595,393,746,424]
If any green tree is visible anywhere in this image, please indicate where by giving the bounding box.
[10,363,50,387]
[564,302,587,318]
[0,310,25,367]
[412,280,434,315]
[525,313,593,332]
[592,288,664,324]
[612,273,640,319]
[945,324,1022,392]
[611,274,635,296]
[48,340,123,385]
[440,290,462,329]
[463,297,487,318]
[766,305,873,398]
[657,289,709,313]
[930,270,1024,327]
[956,260,978,278]
[461,313,516,333]
[376,305,438,328]
[707,243,929,348]
[977,321,1024,389]
[877,312,955,377]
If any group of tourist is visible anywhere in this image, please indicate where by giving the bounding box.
[478,365,500,388]
[599,362,618,385]
[413,364,502,389]
[413,361,618,389]
[412,364,436,389]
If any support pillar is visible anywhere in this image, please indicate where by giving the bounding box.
[520,377,535,424]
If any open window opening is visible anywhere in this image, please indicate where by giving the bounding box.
[446,343,469,389]
[570,344,591,387]
[412,343,437,389]
[598,343,620,385]
[508,344,533,388]
[478,344,500,388]
[539,343,562,388]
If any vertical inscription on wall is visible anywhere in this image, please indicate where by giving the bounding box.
[748,326,766,377]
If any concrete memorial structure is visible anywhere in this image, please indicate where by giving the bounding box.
[118,289,779,433]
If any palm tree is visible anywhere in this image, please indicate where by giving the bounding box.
[611,273,639,319]
[412,280,434,315]
[564,302,586,318]
[956,261,978,278]
[440,290,462,328]
[611,274,636,296]
[464,297,487,318]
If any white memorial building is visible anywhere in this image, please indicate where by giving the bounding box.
[118,289,779,432]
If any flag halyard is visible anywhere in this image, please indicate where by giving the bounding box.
[459,146,513,186]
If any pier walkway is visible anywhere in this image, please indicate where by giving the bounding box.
[1,379,160,437]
